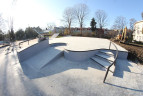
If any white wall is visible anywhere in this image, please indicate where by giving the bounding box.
[133,21,143,42]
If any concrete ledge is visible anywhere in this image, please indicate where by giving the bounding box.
[64,49,99,62]
[64,49,128,62]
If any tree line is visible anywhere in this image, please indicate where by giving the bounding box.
[62,3,143,34]
[0,3,143,41]
[16,26,43,40]
[0,26,42,41]
[0,13,43,41]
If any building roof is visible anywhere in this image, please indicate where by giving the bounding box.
[134,20,143,25]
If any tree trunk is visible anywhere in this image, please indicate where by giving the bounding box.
[100,24,102,29]
[80,24,82,35]
[68,24,71,35]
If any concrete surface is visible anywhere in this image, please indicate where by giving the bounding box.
[1,50,143,96]
[0,46,7,53]
[1,36,142,96]
[22,46,63,70]
[51,37,128,60]
[49,37,127,52]
[16,39,38,51]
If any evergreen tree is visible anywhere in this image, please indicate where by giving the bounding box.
[9,28,15,41]
[25,27,38,39]
[90,18,97,32]
[15,29,25,40]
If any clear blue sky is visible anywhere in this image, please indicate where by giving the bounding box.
[0,0,143,31]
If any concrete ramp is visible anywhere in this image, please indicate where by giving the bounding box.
[22,47,63,70]
[50,33,59,39]
[18,39,49,62]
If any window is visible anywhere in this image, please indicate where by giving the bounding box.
[139,36,141,41]
[137,30,139,34]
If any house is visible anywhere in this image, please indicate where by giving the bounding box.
[133,20,143,42]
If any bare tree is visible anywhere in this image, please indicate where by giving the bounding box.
[6,0,17,41]
[62,7,75,34]
[142,12,143,20]
[8,17,15,41]
[112,16,127,30]
[74,3,89,35]
[129,18,136,31]
[95,10,107,29]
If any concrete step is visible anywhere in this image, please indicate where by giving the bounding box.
[95,52,115,62]
[91,56,115,72]
[22,47,63,70]
[99,50,114,56]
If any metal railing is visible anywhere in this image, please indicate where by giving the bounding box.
[103,41,118,83]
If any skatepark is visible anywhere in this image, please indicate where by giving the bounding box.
[0,36,143,96]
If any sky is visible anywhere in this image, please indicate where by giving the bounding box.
[0,0,143,32]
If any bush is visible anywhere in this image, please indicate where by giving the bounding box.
[25,27,38,39]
